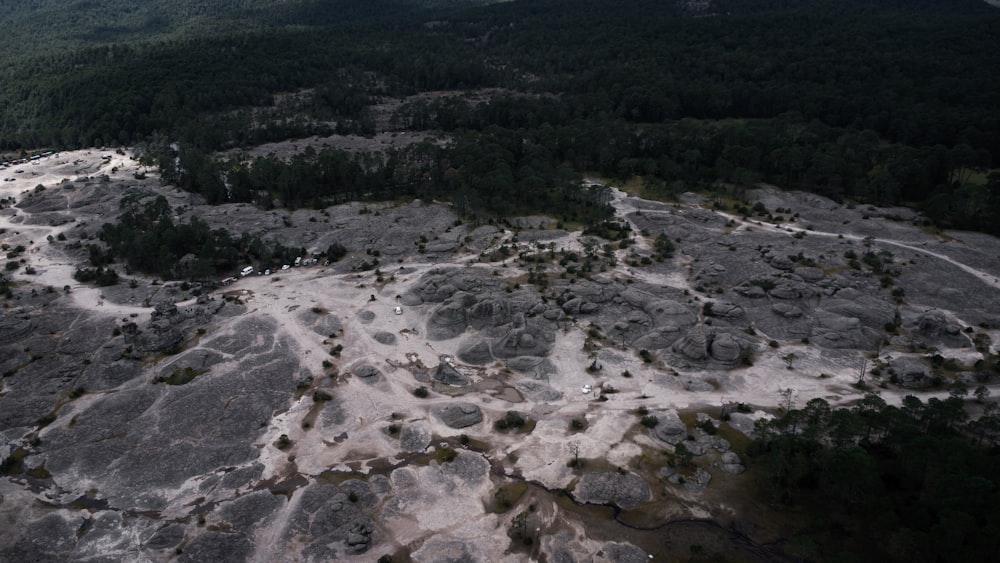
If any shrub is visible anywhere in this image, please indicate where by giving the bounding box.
[495,410,527,430]
[276,434,292,449]
[696,419,717,435]
[413,386,429,398]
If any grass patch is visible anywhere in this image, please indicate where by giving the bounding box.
[489,481,529,513]
[435,446,458,463]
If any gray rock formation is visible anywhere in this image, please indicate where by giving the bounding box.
[888,356,934,388]
[433,361,470,386]
[400,424,432,452]
[426,300,469,340]
[673,326,743,366]
[355,364,381,382]
[912,309,971,348]
[492,324,554,358]
[721,452,745,474]
[575,472,652,509]
[432,403,483,428]
[456,339,493,365]
[373,331,397,345]
[601,542,650,563]
[651,411,688,445]
[285,483,376,556]
[467,297,511,331]
[515,380,562,402]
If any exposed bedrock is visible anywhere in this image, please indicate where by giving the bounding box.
[373,331,397,345]
[432,361,470,386]
[283,483,378,557]
[650,411,688,445]
[492,323,554,359]
[400,424,432,452]
[426,299,469,341]
[504,356,557,381]
[456,339,493,365]
[910,309,971,348]
[672,326,745,367]
[467,297,511,331]
[574,472,652,509]
[432,402,483,428]
[811,310,882,349]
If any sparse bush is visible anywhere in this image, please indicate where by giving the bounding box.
[276,434,292,449]
[413,386,429,398]
[696,419,717,435]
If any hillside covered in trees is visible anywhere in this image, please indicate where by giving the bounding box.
[1,0,997,232]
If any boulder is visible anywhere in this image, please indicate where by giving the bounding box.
[772,303,803,318]
[492,324,553,358]
[913,309,971,348]
[768,254,795,271]
[467,298,511,330]
[708,333,741,364]
[426,301,468,340]
[432,403,483,429]
[734,284,767,298]
[794,266,824,282]
[889,357,934,389]
[769,281,814,300]
[433,362,470,386]
[456,339,493,365]
[674,327,709,361]
[574,472,651,509]
[354,365,381,381]
[721,452,745,474]
[399,424,431,452]
[601,542,649,563]
[373,331,396,345]
[651,411,687,445]
[709,301,744,320]
[515,381,562,402]
[663,466,711,493]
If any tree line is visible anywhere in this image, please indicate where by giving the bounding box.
[748,384,1000,561]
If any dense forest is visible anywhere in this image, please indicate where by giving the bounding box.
[748,383,1000,561]
[1,0,997,231]
[91,194,308,280]
[0,0,1000,227]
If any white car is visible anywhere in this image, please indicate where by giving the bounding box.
[281,264,290,271]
